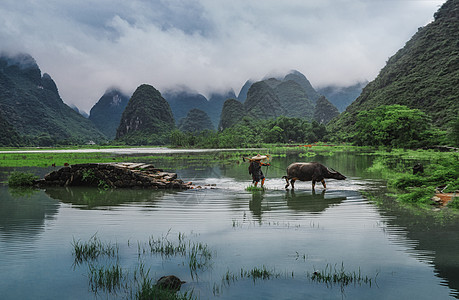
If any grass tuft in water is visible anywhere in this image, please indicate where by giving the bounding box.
[245,185,266,192]
[309,263,375,288]
[136,276,196,300]
[72,234,119,264]
[88,263,125,293]
[141,232,213,276]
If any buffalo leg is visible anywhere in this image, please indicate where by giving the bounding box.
[290,179,296,189]
[321,179,326,189]
[284,176,290,189]
[312,180,315,190]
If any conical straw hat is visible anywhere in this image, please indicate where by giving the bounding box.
[251,154,268,161]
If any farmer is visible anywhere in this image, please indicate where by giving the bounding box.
[248,154,270,187]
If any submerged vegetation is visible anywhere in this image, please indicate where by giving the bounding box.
[309,263,375,289]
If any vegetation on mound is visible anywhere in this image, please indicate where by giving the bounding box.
[367,149,459,208]
[8,171,39,187]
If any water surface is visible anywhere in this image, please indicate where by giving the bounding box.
[1,151,458,299]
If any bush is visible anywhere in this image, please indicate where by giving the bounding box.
[8,171,39,187]
[397,186,435,205]
[389,174,426,190]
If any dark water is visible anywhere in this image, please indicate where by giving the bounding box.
[0,151,458,299]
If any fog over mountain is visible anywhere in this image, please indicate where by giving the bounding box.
[0,0,446,113]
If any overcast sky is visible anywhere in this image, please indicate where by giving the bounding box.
[0,0,446,113]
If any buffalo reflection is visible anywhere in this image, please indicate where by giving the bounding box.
[248,189,347,221]
[284,189,346,213]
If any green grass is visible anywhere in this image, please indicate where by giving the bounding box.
[136,276,195,300]
[88,263,125,293]
[309,263,375,288]
[8,171,38,186]
[72,234,119,264]
[366,149,459,207]
[245,185,266,192]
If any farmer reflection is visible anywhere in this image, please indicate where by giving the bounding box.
[248,154,270,187]
[249,190,265,222]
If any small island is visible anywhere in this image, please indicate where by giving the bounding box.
[34,162,192,189]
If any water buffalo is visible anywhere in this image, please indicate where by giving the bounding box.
[283,162,346,190]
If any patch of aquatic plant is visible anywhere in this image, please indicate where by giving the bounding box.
[188,241,212,274]
[213,266,292,296]
[298,151,317,158]
[308,263,376,288]
[139,232,213,275]
[72,234,119,264]
[88,263,125,293]
[7,171,38,187]
[245,185,265,192]
[135,276,196,300]
[223,266,286,284]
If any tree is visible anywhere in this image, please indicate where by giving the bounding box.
[352,105,433,148]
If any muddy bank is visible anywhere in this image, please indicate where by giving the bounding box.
[34,162,191,189]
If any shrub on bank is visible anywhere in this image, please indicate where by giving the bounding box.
[8,171,38,187]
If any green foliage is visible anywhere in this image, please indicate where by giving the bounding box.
[314,96,340,124]
[137,278,195,300]
[218,99,245,130]
[397,187,436,205]
[367,149,459,207]
[178,109,214,132]
[116,84,175,145]
[352,105,436,148]
[8,171,38,187]
[0,112,22,146]
[171,116,329,148]
[449,114,459,147]
[447,197,459,209]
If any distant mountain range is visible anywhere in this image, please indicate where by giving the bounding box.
[163,88,236,128]
[317,81,367,113]
[219,70,340,130]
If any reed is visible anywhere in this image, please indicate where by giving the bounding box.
[72,234,119,264]
[141,232,213,275]
[88,263,125,293]
[309,263,375,288]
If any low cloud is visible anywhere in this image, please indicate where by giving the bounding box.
[0,0,445,112]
